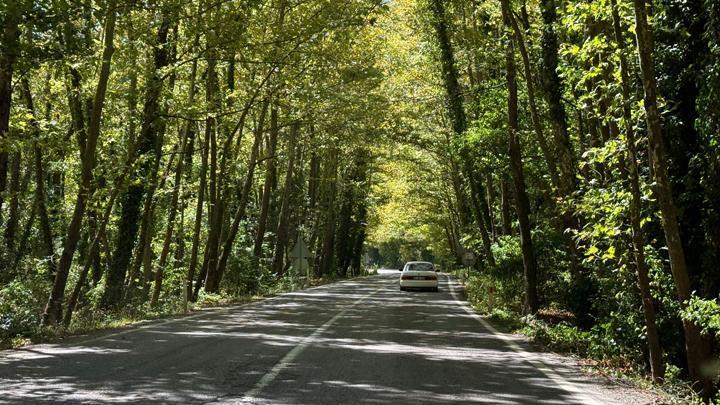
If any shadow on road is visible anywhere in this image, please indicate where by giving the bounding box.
[0,274,599,404]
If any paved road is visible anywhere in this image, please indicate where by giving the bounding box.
[1,273,629,404]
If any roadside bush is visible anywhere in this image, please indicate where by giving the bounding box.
[0,279,47,343]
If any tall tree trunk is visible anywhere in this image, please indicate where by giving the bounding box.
[318,147,338,276]
[187,113,210,301]
[500,177,513,235]
[103,14,170,308]
[201,54,223,294]
[429,0,495,266]
[42,2,117,326]
[0,5,21,221]
[150,53,200,306]
[272,122,298,275]
[3,152,20,256]
[502,2,538,314]
[610,0,663,382]
[632,0,711,394]
[253,101,277,256]
[539,0,576,195]
[212,125,263,287]
[21,79,56,276]
[504,2,561,191]
[63,164,129,327]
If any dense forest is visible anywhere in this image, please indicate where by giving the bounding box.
[1,0,720,399]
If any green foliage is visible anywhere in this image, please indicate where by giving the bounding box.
[0,280,46,343]
[682,296,720,336]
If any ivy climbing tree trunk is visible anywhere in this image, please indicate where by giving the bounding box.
[103,13,170,308]
[43,1,117,325]
[502,1,539,315]
[428,0,495,267]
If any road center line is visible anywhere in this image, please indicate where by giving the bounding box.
[239,284,383,403]
[445,275,601,405]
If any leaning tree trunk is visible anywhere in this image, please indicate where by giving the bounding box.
[103,14,170,308]
[610,0,664,382]
[42,2,117,326]
[150,53,199,306]
[632,0,711,394]
[429,0,495,266]
[213,126,263,286]
[502,1,538,314]
[22,79,56,276]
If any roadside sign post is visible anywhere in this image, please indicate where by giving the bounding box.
[461,250,476,279]
[289,233,312,285]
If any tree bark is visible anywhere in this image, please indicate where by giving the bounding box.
[103,14,170,308]
[539,0,576,195]
[632,0,711,393]
[429,0,495,266]
[42,2,117,325]
[271,122,298,275]
[502,2,539,314]
[0,5,21,220]
[187,111,211,301]
[21,79,56,277]
[253,101,277,257]
[212,124,263,287]
[500,177,513,235]
[504,3,561,192]
[150,52,200,306]
[610,0,663,382]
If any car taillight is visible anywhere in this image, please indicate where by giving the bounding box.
[401,275,412,280]
[426,275,437,280]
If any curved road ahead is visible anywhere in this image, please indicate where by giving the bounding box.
[1,273,636,404]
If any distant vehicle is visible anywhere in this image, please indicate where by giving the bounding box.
[399,261,439,292]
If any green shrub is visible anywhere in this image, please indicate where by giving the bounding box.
[0,279,47,342]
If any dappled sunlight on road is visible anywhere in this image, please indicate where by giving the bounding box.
[0,274,607,404]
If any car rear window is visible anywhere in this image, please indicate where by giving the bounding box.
[405,263,434,271]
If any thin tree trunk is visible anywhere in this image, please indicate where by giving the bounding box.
[103,13,170,308]
[429,0,495,265]
[0,5,21,221]
[42,2,117,325]
[187,115,210,301]
[253,100,276,256]
[150,54,200,306]
[539,0,576,195]
[63,164,129,327]
[500,177,513,235]
[632,0,711,394]
[318,147,338,276]
[3,152,20,255]
[21,79,56,276]
[213,126,263,285]
[504,3,561,191]
[610,0,663,382]
[272,122,299,275]
[502,2,539,314]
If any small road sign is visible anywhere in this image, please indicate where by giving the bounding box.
[462,251,476,267]
[289,234,312,278]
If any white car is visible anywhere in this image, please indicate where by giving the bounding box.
[399,261,439,292]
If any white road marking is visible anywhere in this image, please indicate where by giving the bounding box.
[445,275,602,405]
[239,285,384,403]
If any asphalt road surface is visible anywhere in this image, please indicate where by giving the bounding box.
[0,273,644,404]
